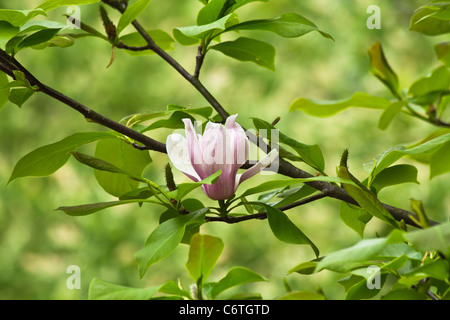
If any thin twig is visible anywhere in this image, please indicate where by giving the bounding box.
[205,189,331,224]
[116,41,152,52]
[194,44,205,79]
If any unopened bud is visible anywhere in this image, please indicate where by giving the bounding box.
[165,163,177,192]
[100,5,116,41]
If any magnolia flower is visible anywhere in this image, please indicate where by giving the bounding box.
[166,115,278,200]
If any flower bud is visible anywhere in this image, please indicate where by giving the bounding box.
[166,114,278,200]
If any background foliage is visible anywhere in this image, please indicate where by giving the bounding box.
[0,0,448,299]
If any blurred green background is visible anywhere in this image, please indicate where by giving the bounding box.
[0,0,449,299]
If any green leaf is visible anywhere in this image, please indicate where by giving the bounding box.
[172,28,200,46]
[315,230,405,273]
[39,35,75,49]
[410,3,450,36]
[88,278,162,300]
[165,105,213,119]
[231,0,268,10]
[210,37,275,71]
[197,0,229,26]
[11,70,33,89]
[93,138,151,197]
[406,259,449,282]
[0,72,10,110]
[226,13,333,40]
[338,275,364,292]
[71,151,147,182]
[337,165,400,229]
[37,0,100,12]
[8,132,117,184]
[339,202,372,238]
[0,21,19,50]
[56,199,161,216]
[430,140,450,178]
[186,234,224,283]
[404,222,450,255]
[140,111,195,132]
[157,280,192,299]
[289,92,391,117]
[160,199,206,245]
[120,111,166,126]
[376,243,422,261]
[252,117,325,171]
[272,185,317,208]
[345,274,387,300]
[174,13,238,41]
[370,164,419,193]
[240,196,254,214]
[261,203,319,258]
[408,66,450,105]
[135,208,207,278]
[316,224,450,274]
[19,20,67,35]
[405,128,450,163]
[119,187,155,201]
[378,101,406,130]
[8,88,35,107]
[119,29,174,56]
[364,133,450,178]
[117,0,151,36]
[122,105,212,128]
[438,93,450,117]
[288,261,318,275]
[17,28,62,50]
[368,41,401,98]
[435,42,450,68]
[0,9,46,27]
[210,267,267,299]
[409,66,450,97]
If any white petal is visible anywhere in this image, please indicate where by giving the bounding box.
[166,133,200,181]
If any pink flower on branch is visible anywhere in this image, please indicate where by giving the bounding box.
[166,115,279,200]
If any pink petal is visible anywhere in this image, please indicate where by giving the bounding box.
[183,118,208,180]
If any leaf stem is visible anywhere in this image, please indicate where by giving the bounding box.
[206,190,331,224]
